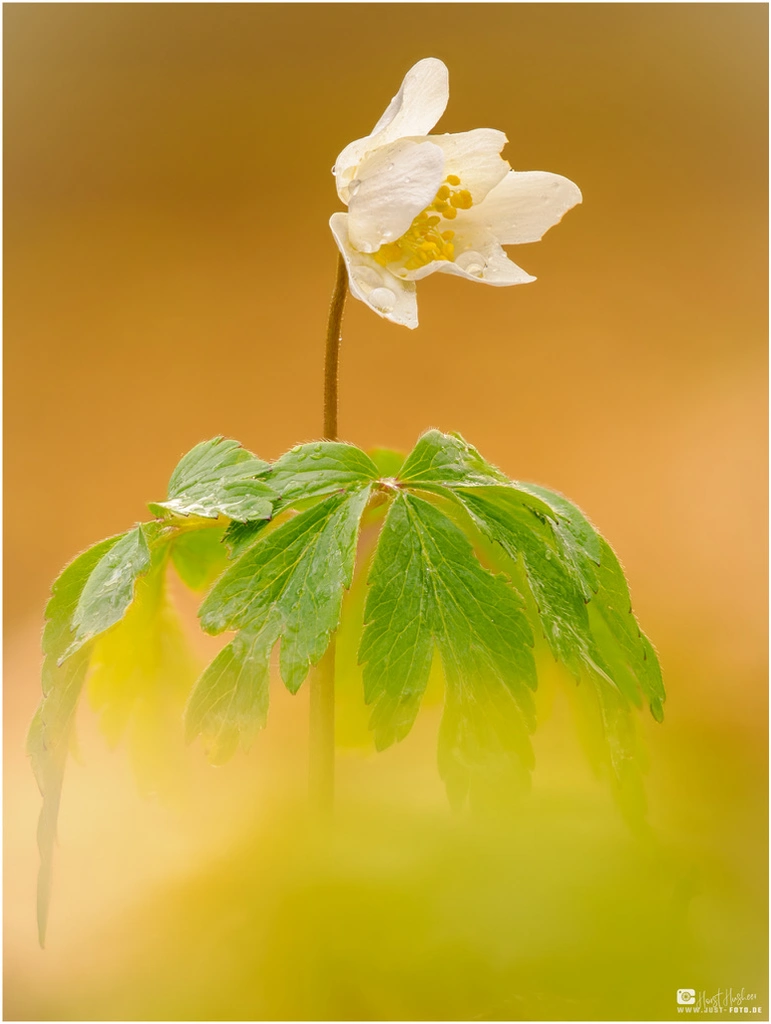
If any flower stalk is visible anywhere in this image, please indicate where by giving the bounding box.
[323,252,348,442]
[310,253,348,813]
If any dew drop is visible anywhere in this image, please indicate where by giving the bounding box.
[369,287,396,313]
[351,265,383,290]
[456,250,487,277]
[331,164,337,174]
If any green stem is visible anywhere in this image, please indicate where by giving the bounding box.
[310,254,348,813]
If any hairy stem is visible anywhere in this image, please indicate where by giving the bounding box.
[323,252,348,442]
[310,254,348,813]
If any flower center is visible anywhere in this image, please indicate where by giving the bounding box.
[372,175,473,271]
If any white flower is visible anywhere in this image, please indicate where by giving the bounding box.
[330,58,582,329]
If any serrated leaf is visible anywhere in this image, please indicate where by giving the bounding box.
[398,430,510,488]
[455,484,663,715]
[27,534,126,946]
[513,482,601,598]
[185,624,274,764]
[223,518,272,560]
[589,537,666,718]
[65,526,153,658]
[87,543,199,797]
[171,526,229,591]
[150,436,275,522]
[200,487,371,696]
[358,495,434,749]
[501,481,663,717]
[268,441,379,503]
[455,487,599,676]
[360,493,536,794]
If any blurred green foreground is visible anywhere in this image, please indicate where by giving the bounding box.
[6,626,767,1023]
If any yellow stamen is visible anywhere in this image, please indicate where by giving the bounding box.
[450,189,473,210]
[372,176,472,268]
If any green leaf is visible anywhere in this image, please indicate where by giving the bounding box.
[398,430,509,489]
[87,540,199,797]
[223,518,273,560]
[358,495,434,750]
[200,487,371,696]
[512,482,601,598]
[219,440,378,562]
[268,441,379,503]
[359,493,537,794]
[171,526,229,591]
[455,487,599,677]
[149,436,275,523]
[495,480,663,718]
[589,537,666,719]
[184,624,273,765]
[65,525,153,658]
[27,534,126,946]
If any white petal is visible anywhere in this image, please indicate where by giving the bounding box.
[370,57,449,138]
[434,245,535,286]
[329,213,419,329]
[406,128,510,204]
[347,139,445,254]
[334,58,449,202]
[468,170,582,244]
[396,222,535,287]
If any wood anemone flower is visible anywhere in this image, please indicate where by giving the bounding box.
[330,57,582,329]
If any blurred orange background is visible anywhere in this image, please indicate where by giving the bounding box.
[4,4,767,1021]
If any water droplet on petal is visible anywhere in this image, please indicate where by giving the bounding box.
[351,265,383,290]
[369,287,396,313]
[331,164,337,175]
[456,250,487,277]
